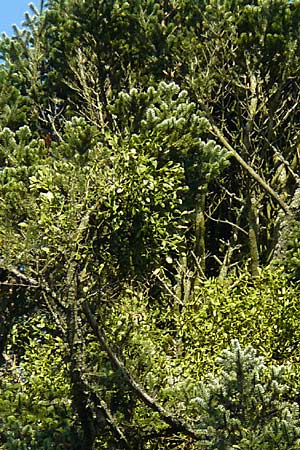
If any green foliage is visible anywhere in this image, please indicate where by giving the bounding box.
[0,120,189,282]
[194,340,300,449]
[97,271,300,447]
[173,268,300,375]
[0,77,227,282]
[0,2,49,130]
[101,267,300,410]
[0,315,77,450]
[0,70,30,130]
[275,219,300,282]
[111,81,228,189]
[1,0,300,448]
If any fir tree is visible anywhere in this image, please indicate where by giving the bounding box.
[194,340,300,449]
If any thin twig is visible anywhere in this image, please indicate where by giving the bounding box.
[204,213,248,235]
[153,271,183,305]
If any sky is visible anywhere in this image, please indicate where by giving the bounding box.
[0,1,39,35]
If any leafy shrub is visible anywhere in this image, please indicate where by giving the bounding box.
[0,315,78,449]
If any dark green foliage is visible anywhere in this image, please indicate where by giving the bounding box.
[0,315,78,449]
[0,70,30,130]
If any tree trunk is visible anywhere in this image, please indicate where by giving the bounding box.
[248,194,260,277]
[195,191,206,273]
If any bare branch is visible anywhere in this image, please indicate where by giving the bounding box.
[210,122,289,213]
[205,212,248,236]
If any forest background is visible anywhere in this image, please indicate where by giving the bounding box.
[1,0,300,448]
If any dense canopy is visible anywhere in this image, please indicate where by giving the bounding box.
[1,0,300,448]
